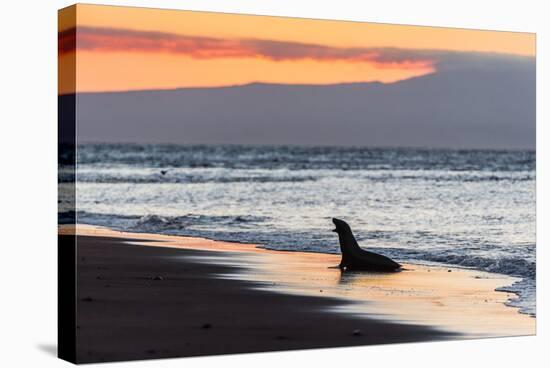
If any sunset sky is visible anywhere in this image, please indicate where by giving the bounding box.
[58,4,535,94]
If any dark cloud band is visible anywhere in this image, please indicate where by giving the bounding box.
[59,26,533,73]
[58,26,436,69]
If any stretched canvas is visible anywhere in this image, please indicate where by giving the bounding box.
[58,4,536,364]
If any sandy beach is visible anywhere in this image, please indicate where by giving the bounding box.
[60,225,535,363]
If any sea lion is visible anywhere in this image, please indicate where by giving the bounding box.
[332,218,401,272]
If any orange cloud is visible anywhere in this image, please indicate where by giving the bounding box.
[59,26,436,70]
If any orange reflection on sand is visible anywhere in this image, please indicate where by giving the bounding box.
[245,251,535,337]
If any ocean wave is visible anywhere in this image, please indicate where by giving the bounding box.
[76,144,535,172]
[68,174,317,184]
[62,169,534,185]
[134,213,265,231]
[496,278,536,316]
[62,211,269,232]
[396,250,536,280]
[390,175,532,183]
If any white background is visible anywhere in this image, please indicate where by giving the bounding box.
[0,0,547,367]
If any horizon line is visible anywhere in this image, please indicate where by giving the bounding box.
[74,141,536,152]
[58,74,432,96]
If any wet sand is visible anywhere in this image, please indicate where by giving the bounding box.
[61,226,535,363]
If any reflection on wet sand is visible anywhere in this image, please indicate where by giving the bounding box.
[214,247,535,338]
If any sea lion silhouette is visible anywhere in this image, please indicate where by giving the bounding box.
[332,218,401,272]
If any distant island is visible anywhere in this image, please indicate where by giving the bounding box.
[63,54,535,150]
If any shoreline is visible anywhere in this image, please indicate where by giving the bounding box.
[65,231,455,363]
[62,225,535,341]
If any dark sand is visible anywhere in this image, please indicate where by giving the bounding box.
[70,235,453,363]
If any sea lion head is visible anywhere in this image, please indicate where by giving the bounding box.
[332,218,351,234]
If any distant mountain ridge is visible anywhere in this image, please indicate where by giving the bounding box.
[66,56,535,149]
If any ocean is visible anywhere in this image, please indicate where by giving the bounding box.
[59,144,536,316]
